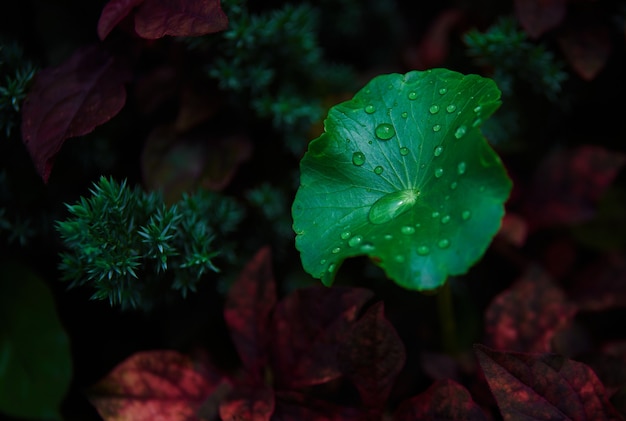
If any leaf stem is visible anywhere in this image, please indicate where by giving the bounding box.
[437,279,458,355]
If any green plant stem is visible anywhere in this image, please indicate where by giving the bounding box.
[437,279,458,355]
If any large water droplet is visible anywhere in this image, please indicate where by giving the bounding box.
[437,238,450,249]
[408,91,418,100]
[457,161,466,175]
[446,104,456,113]
[368,189,420,225]
[375,123,396,140]
[348,235,363,247]
[433,124,441,132]
[401,225,415,235]
[400,147,409,156]
[352,151,366,166]
[454,126,467,139]
[417,245,430,255]
[434,146,443,157]
[434,168,444,178]
[340,231,351,240]
[365,104,376,114]
[462,210,472,220]
[374,166,384,175]
[429,105,440,114]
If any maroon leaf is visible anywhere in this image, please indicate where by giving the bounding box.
[337,301,405,408]
[270,286,374,389]
[21,44,131,183]
[392,379,488,421]
[475,344,623,421]
[272,391,373,421]
[514,0,567,39]
[484,266,577,353]
[558,24,611,81]
[569,252,626,312]
[524,145,626,229]
[89,350,225,421]
[219,384,275,421]
[134,0,228,39]
[224,246,276,381]
[98,0,144,40]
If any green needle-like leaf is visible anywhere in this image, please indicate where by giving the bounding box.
[292,69,512,290]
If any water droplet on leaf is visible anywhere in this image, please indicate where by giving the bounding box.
[417,245,430,255]
[375,123,396,140]
[437,238,450,249]
[454,126,467,139]
[340,231,351,240]
[401,111,408,119]
[401,225,415,235]
[395,255,405,263]
[374,166,384,175]
[365,105,376,114]
[438,88,447,95]
[431,211,440,218]
[352,151,366,166]
[434,168,444,178]
[434,146,443,157]
[408,91,418,100]
[348,235,363,247]
[446,104,456,113]
[400,147,409,156]
[457,161,466,175]
[361,243,375,252]
[429,105,440,114]
[332,247,341,254]
[462,210,471,220]
[368,189,420,225]
[441,215,451,224]
[433,124,441,132]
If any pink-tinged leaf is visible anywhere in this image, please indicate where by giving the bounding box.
[475,344,624,421]
[89,350,225,421]
[21,44,131,183]
[224,246,276,381]
[134,0,228,39]
[392,379,488,421]
[524,145,626,229]
[569,252,626,312]
[98,0,144,40]
[558,24,611,81]
[273,391,374,421]
[270,286,374,389]
[484,266,577,353]
[337,301,405,408]
[514,0,567,39]
[219,384,275,421]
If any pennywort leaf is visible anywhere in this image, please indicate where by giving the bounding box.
[292,69,512,290]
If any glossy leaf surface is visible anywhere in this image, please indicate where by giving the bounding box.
[293,69,511,290]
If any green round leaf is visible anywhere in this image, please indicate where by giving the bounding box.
[292,69,512,290]
[0,262,72,420]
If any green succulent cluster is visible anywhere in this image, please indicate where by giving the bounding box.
[56,176,243,310]
[0,39,36,139]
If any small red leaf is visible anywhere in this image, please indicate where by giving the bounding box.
[337,301,405,408]
[89,350,224,421]
[270,286,374,388]
[570,252,626,312]
[484,266,577,353]
[98,0,144,40]
[524,145,626,229]
[392,379,488,421]
[219,385,275,421]
[224,246,276,381]
[558,24,611,81]
[21,44,131,182]
[514,0,567,39]
[475,344,623,421]
[134,0,228,39]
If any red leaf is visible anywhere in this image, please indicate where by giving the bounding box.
[524,145,626,229]
[21,45,131,183]
[514,0,567,39]
[484,266,577,353]
[570,252,626,312]
[89,350,224,421]
[272,391,373,421]
[134,0,228,39]
[392,379,488,421]
[270,286,374,388]
[98,0,144,40]
[497,213,528,247]
[224,246,277,381]
[337,301,406,408]
[219,384,275,421]
[558,24,611,81]
[475,344,623,421]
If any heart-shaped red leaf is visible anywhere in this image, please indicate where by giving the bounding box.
[475,344,623,421]
[21,44,131,183]
[392,379,488,421]
[224,246,276,381]
[337,301,405,408]
[98,0,144,40]
[89,350,225,421]
[134,0,228,39]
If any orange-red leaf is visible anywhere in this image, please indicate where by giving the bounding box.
[475,344,623,421]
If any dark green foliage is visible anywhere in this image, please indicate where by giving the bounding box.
[464,17,567,102]
[56,176,244,310]
[0,39,36,138]
[186,0,357,155]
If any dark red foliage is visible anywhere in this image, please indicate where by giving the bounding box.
[514,0,567,39]
[475,344,623,421]
[219,384,274,421]
[392,379,488,421]
[484,266,577,353]
[569,252,626,312]
[98,0,228,40]
[224,246,277,382]
[272,391,373,421]
[558,23,611,81]
[21,44,131,183]
[523,145,626,230]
